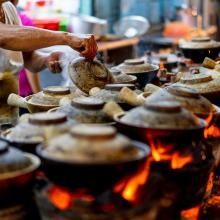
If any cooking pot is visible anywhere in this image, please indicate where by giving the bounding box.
[146,85,219,121]
[110,67,137,84]
[104,101,206,147]
[37,124,149,193]
[7,86,77,113]
[0,140,40,201]
[179,37,220,63]
[89,83,140,110]
[68,58,114,94]
[116,59,159,88]
[49,96,112,124]
[175,73,220,105]
[1,112,71,153]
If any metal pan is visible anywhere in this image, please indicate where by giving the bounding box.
[36,141,149,194]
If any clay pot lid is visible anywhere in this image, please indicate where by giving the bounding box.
[69,58,114,94]
[105,84,135,91]
[71,124,116,140]
[110,68,121,76]
[71,97,105,110]
[180,73,213,84]
[166,85,200,98]
[73,59,110,79]
[192,37,211,43]
[180,37,220,49]
[43,86,71,95]
[144,101,181,113]
[124,58,145,65]
[29,112,67,126]
[0,140,31,175]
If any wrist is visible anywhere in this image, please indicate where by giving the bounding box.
[63,32,82,49]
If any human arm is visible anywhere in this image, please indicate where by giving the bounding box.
[25,69,41,93]
[0,23,97,60]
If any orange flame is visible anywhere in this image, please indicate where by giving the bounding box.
[171,151,193,169]
[181,205,201,220]
[204,124,220,138]
[207,195,220,207]
[48,187,94,210]
[149,138,193,169]
[160,62,165,69]
[113,159,151,204]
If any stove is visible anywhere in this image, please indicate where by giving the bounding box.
[34,173,181,220]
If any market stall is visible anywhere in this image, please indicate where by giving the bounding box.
[1,1,220,220]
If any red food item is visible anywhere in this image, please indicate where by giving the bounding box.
[163,21,191,38]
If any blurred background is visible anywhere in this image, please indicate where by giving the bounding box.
[16,0,220,87]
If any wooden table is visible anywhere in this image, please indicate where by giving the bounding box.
[97,37,140,64]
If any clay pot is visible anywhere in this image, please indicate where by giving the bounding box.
[0,140,40,200]
[146,85,218,120]
[90,83,140,110]
[7,86,77,113]
[1,112,71,153]
[37,124,149,192]
[116,58,159,88]
[174,73,220,105]
[179,37,220,63]
[110,67,137,84]
[50,96,112,124]
[103,101,206,144]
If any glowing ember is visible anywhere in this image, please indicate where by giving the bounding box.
[205,172,214,196]
[181,205,201,220]
[204,125,220,139]
[114,159,151,204]
[205,112,213,126]
[160,62,165,70]
[48,187,94,210]
[207,195,220,208]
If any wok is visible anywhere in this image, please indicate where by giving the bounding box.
[7,93,59,113]
[36,141,149,194]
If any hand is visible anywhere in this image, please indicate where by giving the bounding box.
[68,35,98,60]
[46,51,63,73]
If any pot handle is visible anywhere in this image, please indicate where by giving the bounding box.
[119,87,144,106]
[144,84,160,93]
[103,101,124,119]
[203,57,216,69]
[7,93,28,109]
